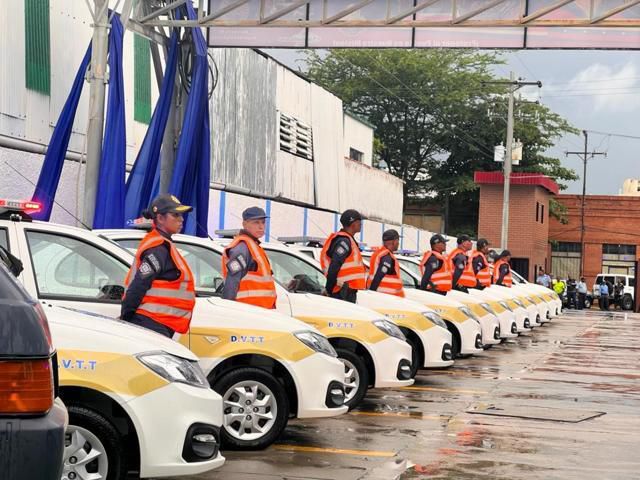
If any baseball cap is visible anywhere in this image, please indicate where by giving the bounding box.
[500,249,512,258]
[340,209,363,227]
[457,234,472,244]
[149,194,192,216]
[430,234,446,246]
[242,206,269,221]
[382,229,401,241]
[477,238,489,249]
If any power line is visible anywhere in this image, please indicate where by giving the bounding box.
[585,130,640,141]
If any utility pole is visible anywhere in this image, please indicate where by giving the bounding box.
[83,0,109,227]
[566,130,606,277]
[483,73,542,249]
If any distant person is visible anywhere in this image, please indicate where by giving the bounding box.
[566,278,577,309]
[577,277,588,310]
[553,278,566,296]
[536,268,551,288]
[599,282,610,311]
[614,281,624,309]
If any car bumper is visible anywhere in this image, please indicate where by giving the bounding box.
[512,307,531,332]
[458,318,484,355]
[127,383,225,478]
[370,336,415,388]
[287,353,349,419]
[527,305,542,326]
[497,310,518,338]
[0,397,68,480]
[419,325,454,368]
[537,302,551,323]
[478,313,501,345]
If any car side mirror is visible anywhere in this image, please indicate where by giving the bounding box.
[100,284,125,300]
[213,277,224,293]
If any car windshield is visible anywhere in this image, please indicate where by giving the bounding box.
[399,258,421,278]
[174,242,224,296]
[266,249,325,294]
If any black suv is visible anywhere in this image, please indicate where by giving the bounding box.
[0,259,67,479]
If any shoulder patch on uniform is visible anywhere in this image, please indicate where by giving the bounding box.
[227,259,242,274]
[335,245,347,256]
[236,254,247,269]
[139,261,153,277]
[430,259,439,268]
[381,265,389,274]
[146,253,161,272]
[457,262,465,270]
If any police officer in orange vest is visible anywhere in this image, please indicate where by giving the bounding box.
[449,234,476,293]
[494,250,513,287]
[122,194,196,338]
[419,234,452,295]
[320,209,367,304]
[367,229,405,297]
[221,207,277,309]
[470,238,492,290]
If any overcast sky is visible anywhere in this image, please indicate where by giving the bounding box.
[264,48,640,196]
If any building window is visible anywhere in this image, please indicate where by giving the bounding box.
[552,242,582,253]
[25,0,51,95]
[349,148,364,162]
[603,244,636,256]
[602,244,636,276]
[134,34,152,124]
[551,242,581,280]
[541,204,544,224]
[535,202,539,222]
[279,112,313,160]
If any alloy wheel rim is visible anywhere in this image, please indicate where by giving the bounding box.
[340,358,361,403]
[222,380,277,441]
[62,425,109,480]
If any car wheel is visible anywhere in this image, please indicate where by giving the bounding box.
[335,348,369,410]
[622,294,633,311]
[213,367,289,450]
[64,404,126,480]
[446,323,462,358]
[584,297,592,309]
[404,334,423,378]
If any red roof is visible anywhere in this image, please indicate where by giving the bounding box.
[474,171,559,195]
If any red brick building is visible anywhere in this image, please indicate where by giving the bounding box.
[549,194,640,288]
[475,172,559,281]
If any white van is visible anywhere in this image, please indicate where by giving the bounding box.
[592,273,635,310]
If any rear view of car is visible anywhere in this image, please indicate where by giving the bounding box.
[0,263,67,480]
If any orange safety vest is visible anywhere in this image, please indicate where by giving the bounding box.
[493,259,513,287]
[320,232,367,293]
[124,229,196,334]
[367,248,405,297]
[222,234,277,309]
[448,248,477,288]
[471,250,492,288]
[419,251,452,293]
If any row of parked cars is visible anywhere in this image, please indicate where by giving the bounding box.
[0,199,561,480]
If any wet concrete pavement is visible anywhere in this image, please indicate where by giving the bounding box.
[178,310,640,479]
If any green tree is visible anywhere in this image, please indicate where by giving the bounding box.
[304,49,577,233]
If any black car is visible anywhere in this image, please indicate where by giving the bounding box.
[0,260,67,479]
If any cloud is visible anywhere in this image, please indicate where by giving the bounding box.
[546,62,640,111]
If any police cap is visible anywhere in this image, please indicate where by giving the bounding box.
[340,209,363,227]
[382,229,401,241]
[457,234,472,245]
[242,206,269,221]
[149,194,192,216]
[477,238,489,249]
[430,234,446,246]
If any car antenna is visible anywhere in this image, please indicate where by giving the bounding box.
[3,160,93,230]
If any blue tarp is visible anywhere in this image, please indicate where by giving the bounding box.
[31,46,91,220]
[93,14,125,229]
[169,2,210,237]
[124,30,179,224]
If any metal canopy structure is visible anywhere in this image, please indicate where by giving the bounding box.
[122,0,640,49]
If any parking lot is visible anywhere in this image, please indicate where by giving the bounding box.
[179,309,640,480]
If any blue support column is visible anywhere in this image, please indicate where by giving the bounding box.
[265,200,272,241]
[303,208,308,236]
[400,226,405,250]
[334,213,338,232]
[218,191,226,231]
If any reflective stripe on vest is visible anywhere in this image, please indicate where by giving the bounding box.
[320,232,367,293]
[124,229,195,334]
[222,234,277,309]
[367,248,405,297]
[471,251,492,288]
[493,259,513,287]
[448,248,477,288]
[419,251,452,292]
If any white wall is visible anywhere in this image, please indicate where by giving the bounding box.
[343,112,374,166]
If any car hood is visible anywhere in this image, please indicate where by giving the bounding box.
[356,290,435,314]
[446,290,486,305]
[283,291,384,321]
[203,297,321,333]
[44,305,198,360]
[403,288,465,308]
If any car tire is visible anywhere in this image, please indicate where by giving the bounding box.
[622,294,633,311]
[446,323,462,358]
[335,348,369,410]
[65,404,126,480]
[584,297,592,309]
[404,333,423,379]
[213,367,289,450]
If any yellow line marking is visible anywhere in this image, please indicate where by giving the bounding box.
[401,386,487,395]
[349,411,445,420]
[273,445,396,457]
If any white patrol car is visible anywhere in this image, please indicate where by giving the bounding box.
[0,201,347,450]
[99,229,415,410]
[511,270,562,318]
[46,305,225,479]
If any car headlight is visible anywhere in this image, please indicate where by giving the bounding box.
[499,301,512,312]
[480,303,495,315]
[137,352,208,388]
[422,311,447,329]
[458,306,481,324]
[373,319,406,341]
[294,331,337,357]
[526,297,536,304]
[514,299,525,308]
